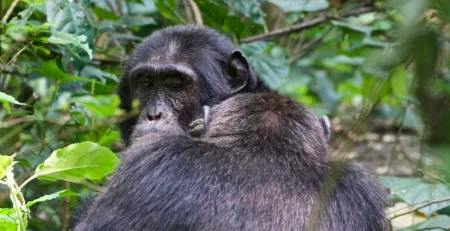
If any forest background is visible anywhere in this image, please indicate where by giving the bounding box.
[1,0,450,230]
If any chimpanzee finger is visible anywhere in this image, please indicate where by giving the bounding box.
[189,123,205,137]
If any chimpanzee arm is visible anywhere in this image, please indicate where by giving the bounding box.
[306,162,391,231]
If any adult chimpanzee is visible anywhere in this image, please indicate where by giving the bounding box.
[117,25,270,145]
[74,92,389,231]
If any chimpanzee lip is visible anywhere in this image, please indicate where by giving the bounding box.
[132,122,185,140]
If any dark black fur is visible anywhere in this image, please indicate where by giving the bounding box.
[75,93,389,231]
[117,25,270,145]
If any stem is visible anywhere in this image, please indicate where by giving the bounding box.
[241,5,376,43]
[0,43,30,72]
[389,196,450,220]
[187,0,203,25]
[6,170,27,230]
[2,0,20,23]
[18,175,37,190]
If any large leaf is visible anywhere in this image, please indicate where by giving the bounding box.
[34,142,119,183]
[380,176,450,217]
[26,190,79,208]
[0,92,25,114]
[399,215,450,231]
[389,65,409,97]
[47,32,93,59]
[268,0,329,12]
[45,0,95,59]
[0,208,17,231]
[35,60,96,83]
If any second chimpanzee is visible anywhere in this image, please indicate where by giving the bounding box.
[74,92,389,231]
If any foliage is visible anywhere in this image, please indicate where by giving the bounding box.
[1,0,450,230]
[0,142,117,230]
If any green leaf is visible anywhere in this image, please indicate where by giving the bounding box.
[47,32,92,59]
[268,0,329,12]
[362,72,390,103]
[120,15,156,27]
[80,66,119,84]
[74,95,121,118]
[98,131,120,148]
[26,190,79,208]
[34,142,119,183]
[389,65,409,97]
[314,71,339,108]
[93,6,120,20]
[155,0,180,22]
[0,92,25,114]
[0,208,17,231]
[241,42,290,88]
[0,155,14,179]
[45,0,95,59]
[380,176,450,217]
[398,215,450,231]
[35,60,96,83]
[226,0,265,24]
[331,20,373,36]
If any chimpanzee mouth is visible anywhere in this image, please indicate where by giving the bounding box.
[132,122,186,140]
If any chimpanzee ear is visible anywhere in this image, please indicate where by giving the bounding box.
[227,50,250,93]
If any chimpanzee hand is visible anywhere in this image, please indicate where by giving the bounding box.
[188,106,210,137]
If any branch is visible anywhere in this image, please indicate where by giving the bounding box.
[240,5,376,43]
[188,0,203,25]
[79,180,106,193]
[389,196,450,220]
[2,0,20,23]
[183,0,194,23]
[0,43,30,72]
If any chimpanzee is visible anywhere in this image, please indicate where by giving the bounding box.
[117,25,270,146]
[74,92,389,231]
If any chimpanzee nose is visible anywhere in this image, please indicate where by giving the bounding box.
[147,110,162,121]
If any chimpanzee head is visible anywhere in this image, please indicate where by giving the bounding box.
[117,25,270,145]
[203,93,329,160]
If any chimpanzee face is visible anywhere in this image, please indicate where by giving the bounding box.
[129,62,201,140]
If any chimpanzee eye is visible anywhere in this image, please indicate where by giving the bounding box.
[167,81,183,91]
[139,78,153,88]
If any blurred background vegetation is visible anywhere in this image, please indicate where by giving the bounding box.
[1,0,450,230]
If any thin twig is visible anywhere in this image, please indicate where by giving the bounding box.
[2,0,20,23]
[0,43,30,72]
[0,69,27,77]
[80,180,106,193]
[187,0,203,25]
[240,5,376,43]
[60,182,71,231]
[416,227,448,231]
[289,26,334,65]
[389,196,450,220]
[183,0,194,23]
